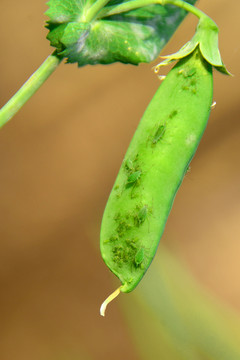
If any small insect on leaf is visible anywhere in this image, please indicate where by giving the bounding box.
[169,110,178,119]
[125,159,134,171]
[126,170,142,187]
[136,205,148,226]
[152,124,166,145]
[178,68,196,78]
[134,248,145,267]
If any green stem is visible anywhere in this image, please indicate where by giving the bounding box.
[83,0,112,22]
[97,0,208,20]
[0,52,62,128]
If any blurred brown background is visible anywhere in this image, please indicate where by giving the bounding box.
[0,0,239,359]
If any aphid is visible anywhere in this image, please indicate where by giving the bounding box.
[125,159,134,171]
[116,220,131,237]
[103,235,119,244]
[126,170,142,187]
[135,205,148,226]
[178,67,196,78]
[134,248,145,267]
[125,238,138,250]
[152,123,166,145]
[169,110,178,119]
[100,48,213,315]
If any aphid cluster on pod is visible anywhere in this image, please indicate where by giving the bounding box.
[100,47,213,316]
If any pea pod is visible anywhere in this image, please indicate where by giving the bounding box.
[100,48,213,315]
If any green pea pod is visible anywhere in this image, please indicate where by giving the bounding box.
[100,48,213,316]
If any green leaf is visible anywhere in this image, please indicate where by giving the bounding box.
[197,18,230,75]
[46,0,197,67]
[155,16,230,75]
[46,0,88,24]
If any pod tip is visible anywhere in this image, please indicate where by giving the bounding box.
[100,287,121,317]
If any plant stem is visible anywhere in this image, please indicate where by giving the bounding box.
[97,0,208,20]
[0,52,62,128]
[83,0,112,22]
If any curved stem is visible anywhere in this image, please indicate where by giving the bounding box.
[83,0,112,22]
[0,52,62,128]
[97,0,208,20]
[100,286,122,317]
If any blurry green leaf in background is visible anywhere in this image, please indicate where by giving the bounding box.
[121,247,240,360]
